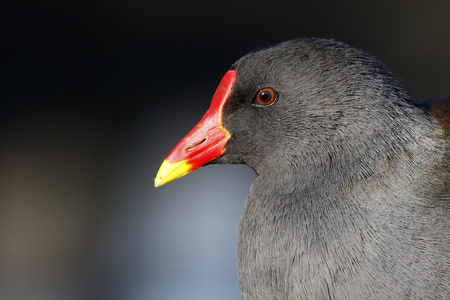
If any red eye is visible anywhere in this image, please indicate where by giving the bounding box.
[256,88,276,106]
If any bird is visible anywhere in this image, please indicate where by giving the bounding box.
[154,38,449,299]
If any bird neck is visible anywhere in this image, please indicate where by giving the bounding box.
[238,136,447,298]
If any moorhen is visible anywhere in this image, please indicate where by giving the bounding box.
[155,38,449,299]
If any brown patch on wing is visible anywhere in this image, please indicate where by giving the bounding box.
[421,95,450,136]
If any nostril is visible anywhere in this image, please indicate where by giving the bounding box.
[186,138,207,151]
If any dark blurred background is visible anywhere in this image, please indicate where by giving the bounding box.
[1,1,449,299]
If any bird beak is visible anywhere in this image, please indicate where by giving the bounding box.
[154,70,236,187]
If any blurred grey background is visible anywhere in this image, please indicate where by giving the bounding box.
[1,1,449,299]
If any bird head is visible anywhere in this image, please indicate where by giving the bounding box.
[155,38,419,187]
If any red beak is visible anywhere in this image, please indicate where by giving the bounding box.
[154,70,236,187]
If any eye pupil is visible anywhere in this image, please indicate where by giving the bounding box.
[260,91,270,101]
[256,88,276,106]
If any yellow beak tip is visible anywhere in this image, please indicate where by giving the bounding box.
[154,159,192,188]
[154,174,170,188]
[154,178,163,188]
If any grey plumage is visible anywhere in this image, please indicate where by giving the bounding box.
[212,38,449,299]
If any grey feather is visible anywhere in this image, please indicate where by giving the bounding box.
[213,38,449,299]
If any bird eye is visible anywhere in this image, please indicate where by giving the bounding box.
[254,88,277,106]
